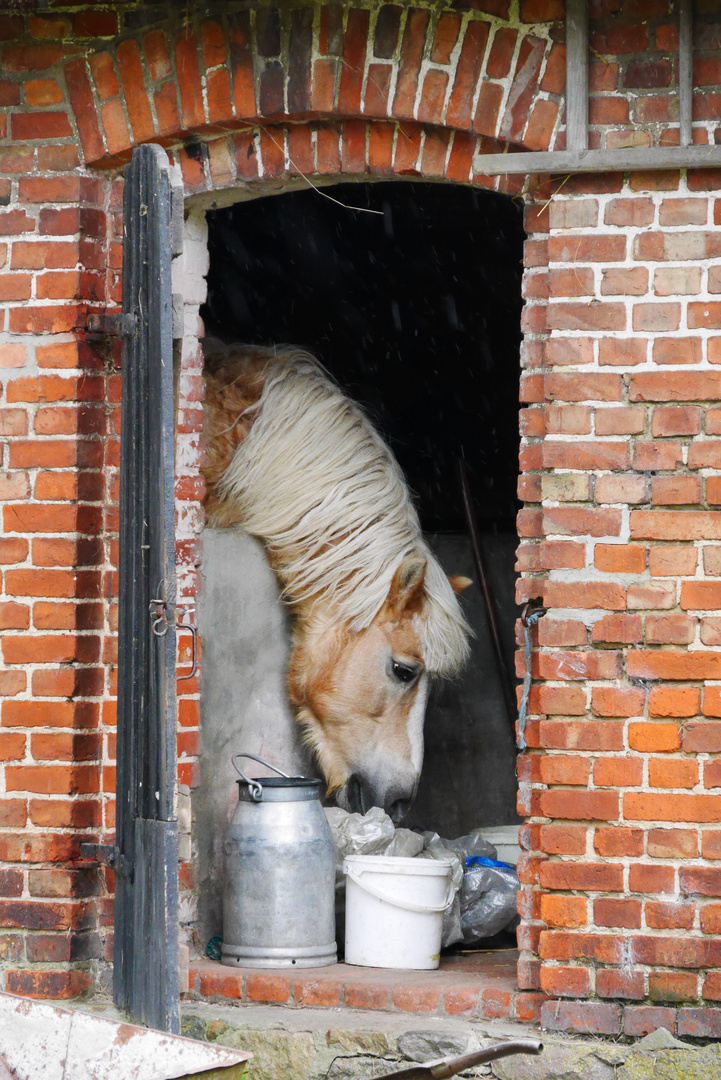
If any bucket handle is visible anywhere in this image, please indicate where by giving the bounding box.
[231,753,290,802]
[345,865,456,914]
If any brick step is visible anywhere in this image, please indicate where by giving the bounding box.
[188,950,546,1024]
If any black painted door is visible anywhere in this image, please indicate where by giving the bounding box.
[115,143,183,1032]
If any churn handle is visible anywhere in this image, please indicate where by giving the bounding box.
[231,753,291,802]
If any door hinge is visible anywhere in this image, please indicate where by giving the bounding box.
[85,312,137,337]
[81,843,134,880]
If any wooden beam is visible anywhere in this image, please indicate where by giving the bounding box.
[565,0,589,152]
[679,0,693,147]
[472,144,721,176]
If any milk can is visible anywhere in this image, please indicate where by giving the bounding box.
[221,753,337,968]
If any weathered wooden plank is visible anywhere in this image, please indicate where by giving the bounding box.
[679,0,693,148]
[473,144,721,175]
[565,0,588,152]
[132,819,180,1031]
[115,143,179,1034]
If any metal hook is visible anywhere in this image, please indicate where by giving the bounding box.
[150,598,168,637]
[177,607,197,681]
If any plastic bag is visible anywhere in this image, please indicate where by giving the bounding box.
[324,807,517,949]
[461,857,519,942]
[325,806,425,887]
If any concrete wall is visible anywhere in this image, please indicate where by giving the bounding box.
[194,529,317,944]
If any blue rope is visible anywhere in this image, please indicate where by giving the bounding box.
[518,611,543,751]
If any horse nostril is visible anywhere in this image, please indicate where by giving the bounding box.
[388,797,412,824]
[346,774,363,814]
[346,774,380,815]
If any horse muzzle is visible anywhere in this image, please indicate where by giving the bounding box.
[341,772,417,825]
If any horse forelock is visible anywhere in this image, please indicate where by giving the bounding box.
[217,348,470,675]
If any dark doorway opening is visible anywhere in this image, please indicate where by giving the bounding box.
[201,180,525,836]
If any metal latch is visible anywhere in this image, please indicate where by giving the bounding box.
[80,843,134,880]
[518,598,547,752]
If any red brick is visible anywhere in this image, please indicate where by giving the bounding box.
[648,971,698,1002]
[539,825,586,855]
[600,267,648,296]
[630,371,721,402]
[539,789,617,821]
[689,302,721,330]
[540,966,590,998]
[625,1006,678,1037]
[338,8,369,114]
[646,614,695,645]
[594,827,644,858]
[626,793,721,824]
[446,22,490,128]
[392,984,441,1013]
[392,10,428,117]
[5,970,92,1000]
[632,512,721,541]
[634,442,684,471]
[540,1000,621,1035]
[486,27,517,79]
[629,863,676,893]
[681,582,721,609]
[540,894,587,928]
[677,1008,721,1038]
[649,546,697,577]
[594,897,642,929]
[540,720,624,752]
[653,338,703,365]
[703,687,721,718]
[594,544,645,573]
[651,405,702,437]
[12,112,72,140]
[246,973,291,1003]
[646,900,695,929]
[74,11,117,38]
[633,303,680,332]
[689,441,721,468]
[591,614,642,644]
[175,28,205,130]
[5,765,99,795]
[539,862,623,892]
[634,935,720,969]
[343,983,391,1010]
[593,756,642,788]
[604,197,654,227]
[700,904,721,933]
[596,969,644,1000]
[442,985,480,1016]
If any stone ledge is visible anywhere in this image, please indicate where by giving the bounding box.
[188,951,545,1024]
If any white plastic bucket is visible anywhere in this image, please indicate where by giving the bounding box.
[343,854,454,970]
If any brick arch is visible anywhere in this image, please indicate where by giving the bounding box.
[62,6,561,174]
[173,119,531,201]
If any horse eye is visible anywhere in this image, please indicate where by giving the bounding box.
[390,660,420,685]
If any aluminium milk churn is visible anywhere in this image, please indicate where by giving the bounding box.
[221,753,337,968]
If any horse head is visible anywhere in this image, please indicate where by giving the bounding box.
[288,556,470,824]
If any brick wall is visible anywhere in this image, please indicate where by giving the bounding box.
[0,0,720,1033]
[520,168,721,1038]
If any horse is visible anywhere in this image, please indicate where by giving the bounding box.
[202,343,470,823]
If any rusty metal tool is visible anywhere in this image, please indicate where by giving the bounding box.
[370,1037,543,1079]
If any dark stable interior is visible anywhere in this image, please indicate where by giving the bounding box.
[201,180,525,839]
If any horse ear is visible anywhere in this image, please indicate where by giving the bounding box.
[385,556,427,618]
[449,575,472,595]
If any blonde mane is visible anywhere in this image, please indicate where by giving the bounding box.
[218,348,470,675]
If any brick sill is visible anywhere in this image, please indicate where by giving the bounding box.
[188,949,545,1023]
